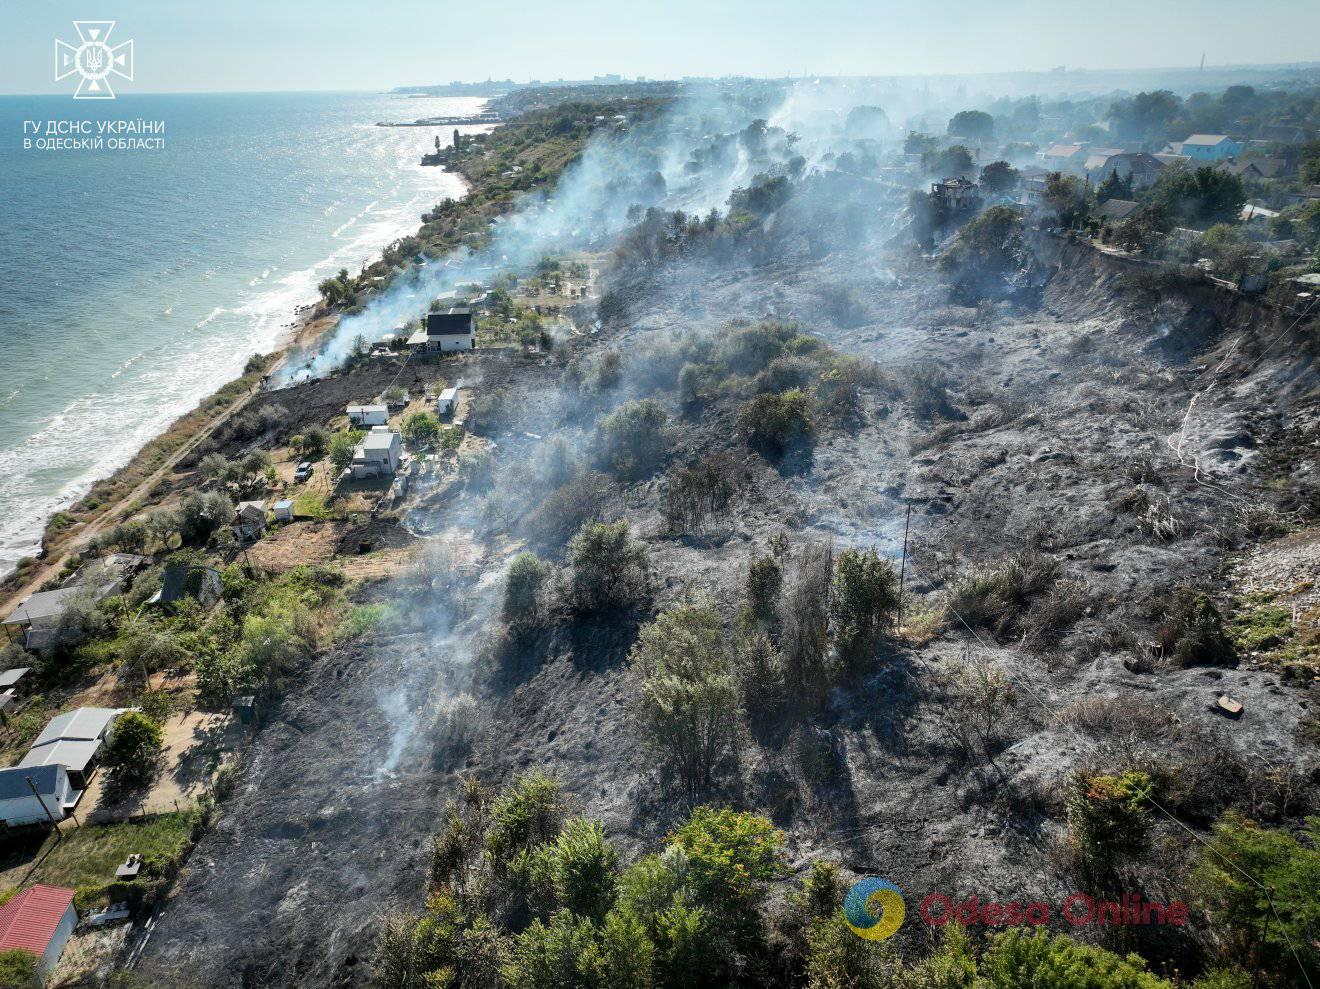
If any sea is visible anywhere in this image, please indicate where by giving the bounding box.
[0,92,477,578]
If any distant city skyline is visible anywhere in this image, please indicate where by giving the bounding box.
[2,0,1319,96]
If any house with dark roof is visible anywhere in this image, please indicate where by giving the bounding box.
[0,764,74,827]
[1087,152,1165,189]
[1257,124,1309,145]
[2,583,116,654]
[232,501,267,543]
[1096,199,1141,223]
[149,566,222,609]
[407,306,475,354]
[0,884,78,982]
[1225,158,1289,181]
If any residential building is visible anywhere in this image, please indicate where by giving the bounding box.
[3,584,115,654]
[930,176,981,212]
[407,307,475,353]
[0,885,78,982]
[1081,147,1126,175]
[1176,134,1244,161]
[62,554,145,593]
[19,707,124,790]
[232,501,267,542]
[1257,124,1309,145]
[1087,152,1165,189]
[0,667,33,716]
[1240,203,1280,223]
[1036,143,1088,170]
[0,764,74,827]
[436,387,459,416]
[149,566,222,609]
[1095,199,1141,223]
[346,404,389,427]
[351,428,403,478]
[1226,158,1289,181]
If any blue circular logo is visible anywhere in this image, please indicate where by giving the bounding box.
[844,877,906,940]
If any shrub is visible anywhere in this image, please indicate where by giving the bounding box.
[50,589,109,653]
[178,490,234,545]
[527,471,615,547]
[1065,770,1153,872]
[593,399,672,480]
[541,818,619,922]
[0,950,36,988]
[737,390,814,457]
[744,554,783,632]
[299,424,329,458]
[102,711,164,785]
[905,361,956,419]
[829,547,898,673]
[734,629,784,715]
[1156,589,1235,667]
[138,689,174,726]
[328,430,364,473]
[940,658,1017,762]
[632,604,739,798]
[504,552,551,625]
[668,807,784,938]
[979,928,1170,989]
[664,454,740,533]
[486,772,567,880]
[401,411,440,449]
[946,552,1057,638]
[566,521,651,612]
[1192,813,1320,980]
[719,321,799,375]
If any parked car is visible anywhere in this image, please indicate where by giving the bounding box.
[293,462,313,482]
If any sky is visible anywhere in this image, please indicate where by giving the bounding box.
[1,0,1319,95]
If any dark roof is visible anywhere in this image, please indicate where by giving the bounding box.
[158,566,219,605]
[0,763,64,800]
[426,308,473,336]
[1096,199,1141,221]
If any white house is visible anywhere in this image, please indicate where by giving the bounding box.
[0,764,74,827]
[407,307,475,353]
[346,404,389,427]
[20,707,124,791]
[0,885,79,983]
[436,387,459,416]
[1036,143,1088,170]
[351,428,402,479]
[1177,134,1244,162]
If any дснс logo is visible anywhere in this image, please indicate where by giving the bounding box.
[55,21,134,100]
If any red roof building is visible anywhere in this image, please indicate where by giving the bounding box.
[0,885,78,981]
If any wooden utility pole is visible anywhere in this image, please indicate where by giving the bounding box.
[25,775,61,834]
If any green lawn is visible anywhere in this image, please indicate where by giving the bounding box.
[26,810,198,893]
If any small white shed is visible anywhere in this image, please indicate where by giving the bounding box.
[436,387,459,415]
[273,499,295,522]
[346,404,389,427]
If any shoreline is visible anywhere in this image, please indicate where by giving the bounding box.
[0,161,471,612]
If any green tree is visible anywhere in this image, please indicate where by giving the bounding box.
[503,552,551,625]
[402,411,440,449]
[737,390,814,457]
[926,144,975,177]
[593,399,672,480]
[102,711,164,785]
[947,110,994,141]
[1096,168,1134,203]
[566,521,651,612]
[1041,172,1090,227]
[329,429,364,473]
[178,491,234,545]
[829,547,899,673]
[667,807,785,941]
[1193,813,1320,981]
[978,160,1020,195]
[541,818,619,923]
[1151,166,1246,226]
[0,950,36,988]
[631,604,739,799]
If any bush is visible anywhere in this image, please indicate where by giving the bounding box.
[1156,589,1235,667]
[940,658,1017,762]
[539,817,619,922]
[593,399,672,480]
[178,490,234,545]
[664,453,741,534]
[1065,770,1153,872]
[781,542,834,709]
[737,390,814,457]
[504,552,551,625]
[978,928,1170,989]
[946,552,1057,639]
[486,772,567,880]
[744,554,783,632]
[102,711,164,785]
[50,589,109,653]
[401,411,440,449]
[527,471,615,547]
[0,950,36,988]
[1193,813,1320,980]
[632,604,739,798]
[328,430,364,473]
[829,547,898,673]
[667,807,784,939]
[566,521,651,612]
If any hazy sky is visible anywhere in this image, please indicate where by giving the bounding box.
[2,0,1318,94]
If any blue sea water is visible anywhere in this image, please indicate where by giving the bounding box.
[0,92,477,576]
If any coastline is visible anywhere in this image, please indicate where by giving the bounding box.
[0,165,470,613]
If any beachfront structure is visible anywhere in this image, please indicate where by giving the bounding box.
[2,582,116,654]
[149,565,222,609]
[0,884,78,981]
[351,428,402,478]
[408,307,475,353]
[346,403,389,426]
[0,764,75,827]
[19,706,123,790]
[436,387,459,415]
[1176,134,1244,161]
